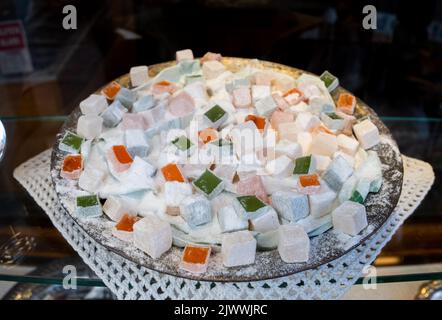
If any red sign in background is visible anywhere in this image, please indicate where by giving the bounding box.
[0,21,26,51]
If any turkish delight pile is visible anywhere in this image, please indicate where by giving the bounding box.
[58,49,383,272]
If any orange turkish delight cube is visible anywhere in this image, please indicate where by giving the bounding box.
[298,174,321,195]
[199,128,219,144]
[161,163,185,182]
[180,244,211,274]
[152,80,178,95]
[337,93,356,115]
[245,114,266,130]
[115,213,140,232]
[101,81,121,100]
[61,154,83,180]
[107,145,133,172]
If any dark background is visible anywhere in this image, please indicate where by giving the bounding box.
[0,0,441,269]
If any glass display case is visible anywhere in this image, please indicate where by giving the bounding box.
[0,0,441,300]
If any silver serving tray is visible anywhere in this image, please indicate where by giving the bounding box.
[50,58,403,282]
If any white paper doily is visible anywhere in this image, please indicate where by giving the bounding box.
[13,150,434,300]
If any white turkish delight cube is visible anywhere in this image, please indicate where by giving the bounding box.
[297,132,312,155]
[103,196,134,222]
[180,195,213,228]
[130,65,149,87]
[322,155,353,191]
[101,100,127,128]
[116,87,137,109]
[275,140,302,159]
[289,101,310,115]
[225,78,251,93]
[272,191,309,222]
[230,121,263,157]
[353,119,380,149]
[213,164,237,182]
[356,150,383,193]
[310,132,338,157]
[77,115,103,139]
[164,181,193,207]
[80,94,107,115]
[265,155,294,178]
[309,97,335,116]
[295,112,321,131]
[249,206,280,233]
[308,182,337,218]
[251,85,271,102]
[278,224,310,263]
[312,154,331,173]
[133,216,172,259]
[78,167,106,193]
[218,205,248,233]
[333,151,355,167]
[337,134,359,155]
[332,200,368,236]
[202,60,226,80]
[320,112,345,131]
[232,86,252,108]
[125,129,150,158]
[221,230,257,267]
[133,94,155,113]
[175,49,194,62]
[255,95,277,116]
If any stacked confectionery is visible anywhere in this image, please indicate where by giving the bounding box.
[57,49,382,274]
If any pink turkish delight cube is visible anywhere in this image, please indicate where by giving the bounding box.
[232,87,252,108]
[270,110,294,130]
[237,175,269,203]
[122,113,147,130]
[168,92,195,117]
[272,93,290,110]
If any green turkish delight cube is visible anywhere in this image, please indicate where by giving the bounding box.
[193,169,224,199]
[76,194,102,218]
[60,131,83,153]
[172,135,193,151]
[204,105,226,126]
[320,71,339,92]
[234,195,269,220]
[293,155,313,175]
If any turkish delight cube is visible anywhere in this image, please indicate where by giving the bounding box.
[322,155,353,191]
[295,112,321,131]
[125,129,150,158]
[204,104,227,128]
[161,163,185,182]
[283,88,305,105]
[348,178,371,204]
[130,65,149,87]
[59,131,83,153]
[255,95,277,117]
[320,112,345,131]
[101,100,127,128]
[234,195,268,220]
[251,85,271,102]
[101,81,121,100]
[236,175,268,203]
[297,132,312,155]
[199,128,219,144]
[78,167,106,193]
[308,183,337,218]
[116,87,136,109]
[164,181,193,207]
[61,154,83,180]
[103,196,134,222]
[272,92,290,110]
[337,93,356,115]
[313,154,331,173]
[253,71,274,86]
[218,205,248,233]
[355,150,383,192]
[319,70,339,92]
[180,195,213,228]
[107,145,133,172]
[152,80,179,95]
[265,155,294,178]
[112,214,140,242]
[176,49,194,62]
[76,194,102,218]
[77,115,103,139]
[180,244,211,274]
[202,60,226,79]
[353,119,380,149]
[122,113,147,131]
[80,94,107,115]
[272,191,309,222]
[271,110,294,130]
[201,51,222,64]
[133,216,172,259]
[193,169,225,199]
[310,132,338,157]
[230,120,263,156]
[168,92,195,117]
[297,174,321,195]
[249,207,280,233]
[332,201,367,236]
[278,224,310,263]
[221,230,257,267]
[232,86,252,108]
[133,94,155,113]
[293,155,316,175]
[337,134,359,156]
[179,59,201,76]
[225,78,251,93]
